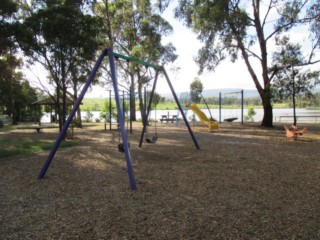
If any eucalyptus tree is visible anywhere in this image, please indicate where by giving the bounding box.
[0,0,29,123]
[93,0,177,122]
[308,0,320,48]
[0,54,38,122]
[190,77,203,103]
[17,0,102,130]
[0,0,17,54]
[272,36,320,125]
[176,0,320,127]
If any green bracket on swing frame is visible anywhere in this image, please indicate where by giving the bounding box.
[112,52,163,71]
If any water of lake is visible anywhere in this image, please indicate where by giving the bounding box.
[41,108,320,123]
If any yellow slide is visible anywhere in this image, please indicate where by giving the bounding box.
[189,104,218,131]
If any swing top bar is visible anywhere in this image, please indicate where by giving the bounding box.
[112,52,163,71]
[223,91,242,95]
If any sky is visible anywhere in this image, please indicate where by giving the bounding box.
[157,4,255,95]
[24,1,317,98]
[85,3,256,98]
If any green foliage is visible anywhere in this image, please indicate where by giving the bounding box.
[244,107,256,122]
[0,0,17,54]
[100,100,116,123]
[82,98,106,111]
[84,109,93,123]
[93,0,177,121]
[271,36,320,124]
[190,77,203,103]
[272,63,319,99]
[146,91,161,108]
[0,53,38,122]
[72,117,82,128]
[16,1,103,129]
[175,0,319,127]
[156,101,178,110]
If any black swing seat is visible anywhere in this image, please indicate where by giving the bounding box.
[146,135,158,144]
[118,142,130,153]
[224,117,238,122]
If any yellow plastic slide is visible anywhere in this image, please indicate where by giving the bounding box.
[189,104,218,131]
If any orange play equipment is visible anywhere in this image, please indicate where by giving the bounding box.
[284,124,307,140]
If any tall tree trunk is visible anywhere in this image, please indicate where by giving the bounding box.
[56,87,62,132]
[73,84,82,128]
[261,93,273,127]
[62,61,67,134]
[9,52,17,125]
[231,4,274,128]
[138,82,147,125]
[130,74,136,121]
[292,71,297,126]
[293,93,297,126]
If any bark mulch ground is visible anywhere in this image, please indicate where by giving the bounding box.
[1,122,320,239]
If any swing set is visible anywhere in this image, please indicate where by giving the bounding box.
[37,48,200,190]
[145,105,158,144]
[219,90,244,124]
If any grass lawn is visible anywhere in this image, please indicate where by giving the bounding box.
[0,139,77,158]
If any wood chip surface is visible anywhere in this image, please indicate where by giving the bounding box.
[1,122,320,239]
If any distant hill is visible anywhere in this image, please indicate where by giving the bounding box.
[161,88,260,99]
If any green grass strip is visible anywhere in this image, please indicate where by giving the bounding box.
[0,139,77,158]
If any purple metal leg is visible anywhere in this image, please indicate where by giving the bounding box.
[38,49,108,179]
[108,49,137,190]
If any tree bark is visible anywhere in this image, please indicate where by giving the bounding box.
[138,82,147,125]
[229,7,273,127]
[261,95,273,127]
[130,74,136,121]
[72,84,82,128]
[292,71,297,126]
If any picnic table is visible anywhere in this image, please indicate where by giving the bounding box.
[17,125,58,133]
[160,114,177,123]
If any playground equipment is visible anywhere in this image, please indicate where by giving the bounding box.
[37,48,200,191]
[139,69,199,149]
[219,90,244,124]
[284,124,307,140]
[104,89,146,134]
[189,104,218,131]
[145,105,158,144]
[175,92,190,124]
[103,90,129,131]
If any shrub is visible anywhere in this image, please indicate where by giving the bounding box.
[84,109,93,122]
[245,107,256,122]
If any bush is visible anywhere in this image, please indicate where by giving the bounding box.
[245,107,256,122]
[0,119,3,128]
[84,109,93,122]
[72,118,82,128]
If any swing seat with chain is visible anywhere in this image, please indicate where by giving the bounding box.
[145,103,158,144]
[117,124,130,153]
[118,142,130,153]
[146,134,158,144]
